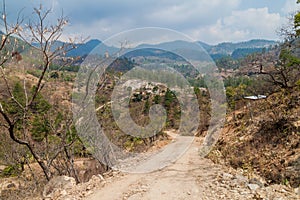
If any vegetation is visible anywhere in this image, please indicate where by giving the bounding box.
[0,4,84,185]
[208,1,300,188]
[0,1,299,199]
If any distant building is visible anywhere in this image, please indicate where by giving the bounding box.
[244,95,267,100]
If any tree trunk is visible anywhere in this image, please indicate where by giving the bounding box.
[8,126,52,181]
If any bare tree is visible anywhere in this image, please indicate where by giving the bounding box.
[0,2,80,182]
[259,6,300,91]
[277,12,299,41]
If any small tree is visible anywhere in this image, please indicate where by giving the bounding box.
[261,1,300,91]
[260,48,300,90]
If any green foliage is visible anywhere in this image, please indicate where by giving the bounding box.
[132,93,143,102]
[172,64,198,78]
[54,112,63,127]
[27,69,43,78]
[124,137,143,151]
[31,116,50,142]
[95,95,108,105]
[29,89,52,141]
[49,64,80,72]
[164,89,175,108]
[50,71,59,79]
[5,85,51,141]
[152,86,158,93]
[188,77,206,88]
[193,87,200,96]
[266,47,300,89]
[143,99,150,114]
[279,49,300,67]
[62,73,75,82]
[224,76,253,88]
[216,55,239,69]
[1,164,21,177]
[66,125,78,143]
[4,83,26,115]
[282,178,290,186]
[296,79,300,89]
[13,82,26,105]
[106,57,134,73]
[231,48,265,60]
[226,84,247,110]
[30,87,51,113]
[153,95,161,104]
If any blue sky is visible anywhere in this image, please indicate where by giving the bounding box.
[3,0,300,44]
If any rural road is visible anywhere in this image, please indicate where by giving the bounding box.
[113,131,194,173]
[85,136,286,200]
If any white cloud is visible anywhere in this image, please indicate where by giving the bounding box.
[224,8,281,34]
[188,7,282,44]
[63,18,136,42]
[147,0,241,26]
[3,0,289,43]
[62,0,242,42]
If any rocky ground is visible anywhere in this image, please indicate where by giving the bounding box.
[1,136,299,199]
[36,137,298,200]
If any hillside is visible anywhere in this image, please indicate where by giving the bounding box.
[209,89,300,187]
[208,38,300,190]
[1,1,300,199]
[207,39,277,55]
[0,32,298,200]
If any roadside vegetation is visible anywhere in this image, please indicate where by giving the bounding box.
[0,1,299,199]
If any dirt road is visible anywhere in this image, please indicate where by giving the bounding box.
[86,137,298,200]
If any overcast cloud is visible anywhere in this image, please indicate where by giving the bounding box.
[3,0,300,44]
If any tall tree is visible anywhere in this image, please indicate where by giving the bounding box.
[0,3,80,182]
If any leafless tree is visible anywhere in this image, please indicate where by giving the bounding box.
[0,2,81,182]
[277,12,298,41]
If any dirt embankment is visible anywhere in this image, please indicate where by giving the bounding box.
[208,89,300,188]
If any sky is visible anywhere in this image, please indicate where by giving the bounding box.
[3,0,300,44]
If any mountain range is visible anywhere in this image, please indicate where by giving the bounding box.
[2,28,277,61]
[65,39,278,60]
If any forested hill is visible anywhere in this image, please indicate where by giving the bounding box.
[46,38,278,59]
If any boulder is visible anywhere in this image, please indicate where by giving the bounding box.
[43,176,76,199]
[247,183,260,191]
[0,180,19,190]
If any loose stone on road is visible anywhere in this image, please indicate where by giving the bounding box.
[86,137,298,200]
